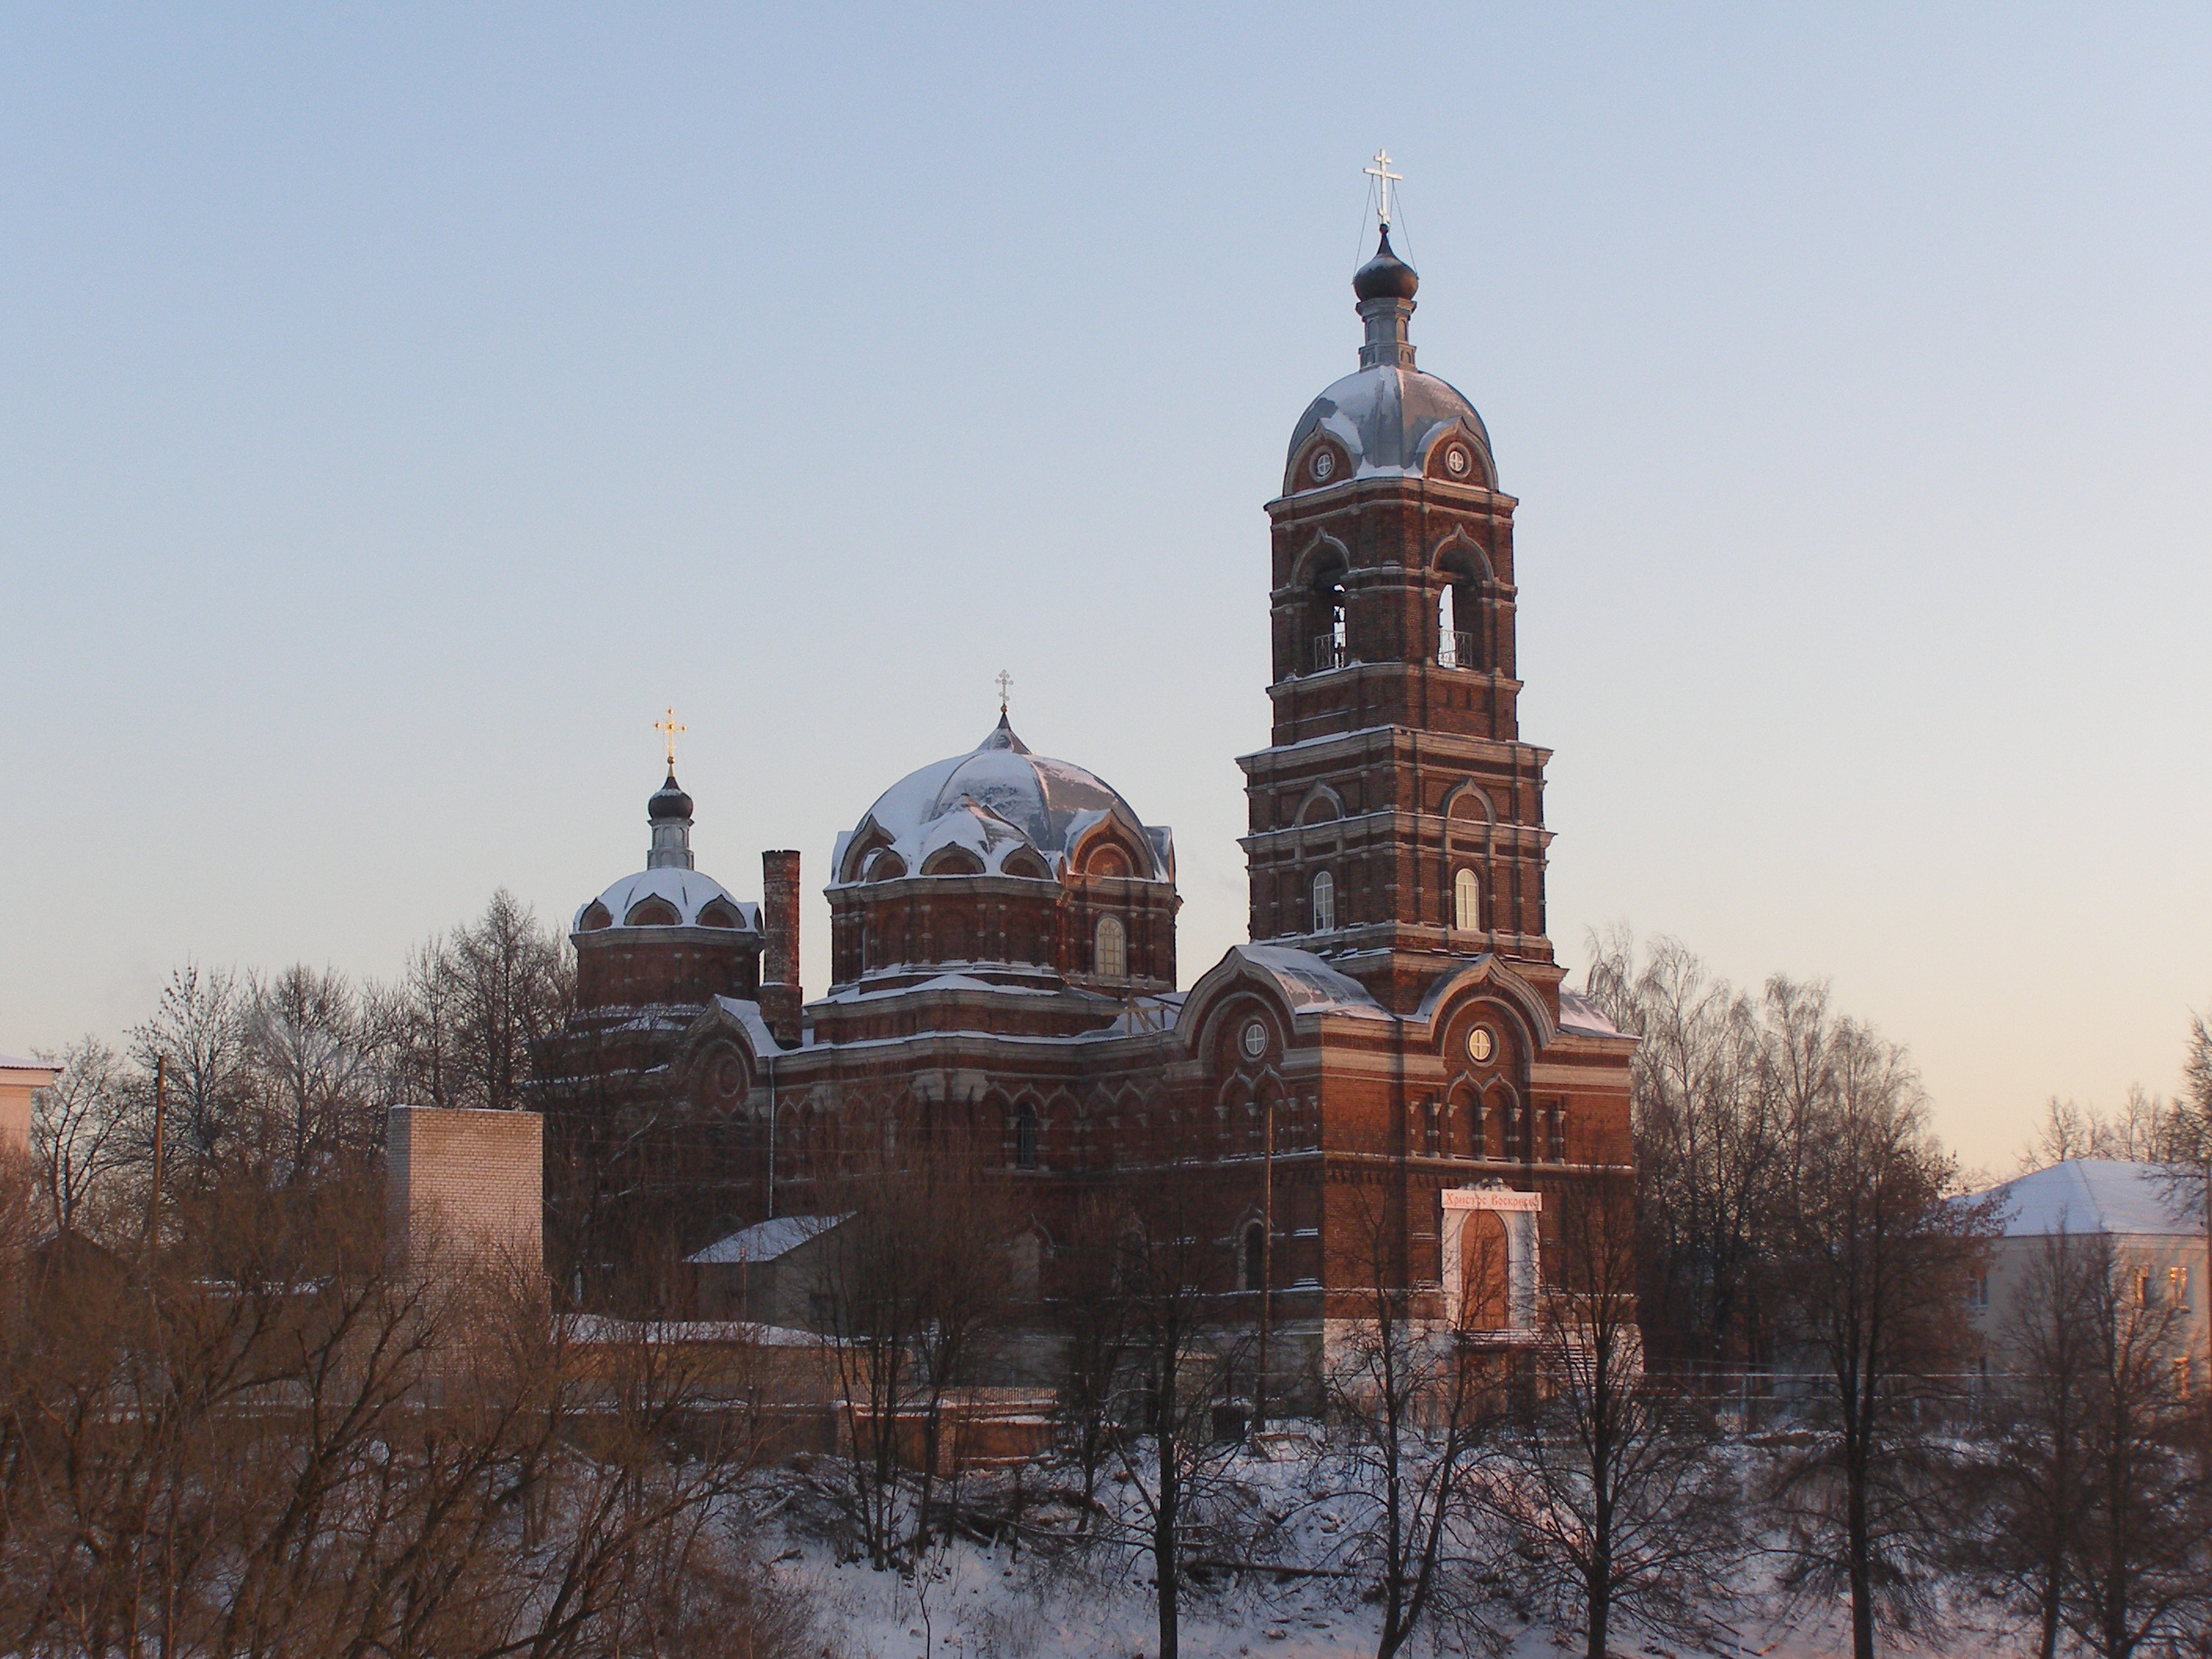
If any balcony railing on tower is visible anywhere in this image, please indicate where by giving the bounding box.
[1437,630,1477,669]
[1311,633,1349,672]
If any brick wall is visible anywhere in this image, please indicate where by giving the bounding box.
[387,1105,544,1280]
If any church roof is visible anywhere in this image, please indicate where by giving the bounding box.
[576,867,760,933]
[1557,989,1623,1038]
[1972,1159,2204,1238]
[686,1213,849,1265]
[1284,363,1492,493]
[833,714,1172,884]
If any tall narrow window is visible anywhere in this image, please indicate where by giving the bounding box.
[1243,1222,1266,1293]
[1014,1103,1038,1170]
[1310,870,1335,932]
[1094,914,1126,978]
[1453,867,1481,932]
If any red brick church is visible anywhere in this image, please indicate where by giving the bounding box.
[535,224,1636,1368]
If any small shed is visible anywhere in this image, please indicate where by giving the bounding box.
[686,1213,851,1328]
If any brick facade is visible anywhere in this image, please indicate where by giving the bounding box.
[386,1104,544,1279]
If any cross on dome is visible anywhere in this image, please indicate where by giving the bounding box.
[654,707,687,771]
[994,669,1013,716]
[1364,148,1403,228]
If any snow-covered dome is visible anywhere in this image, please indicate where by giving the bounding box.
[1283,364,1493,493]
[833,714,1173,886]
[575,867,759,934]
[573,767,761,934]
[1281,225,1495,494]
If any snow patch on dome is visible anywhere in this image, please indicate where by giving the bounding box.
[833,717,1174,887]
[1283,364,1493,493]
[577,867,760,933]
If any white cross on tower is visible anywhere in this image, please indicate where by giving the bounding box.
[994,669,1013,716]
[1364,148,1403,229]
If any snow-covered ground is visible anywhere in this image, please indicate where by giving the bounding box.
[751,1440,2026,1659]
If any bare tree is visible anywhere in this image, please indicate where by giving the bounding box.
[127,961,252,1184]
[1106,1163,1247,1659]
[0,1122,804,1657]
[391,888,571,1114]
[28,1036,134,1240]
[2060,1233,2211,1657]
[815,1119,1017,1569]
[1585,928,1782,1372]
[1767,1015,1994,1659]
[1049,1189,1143,1529]
[1962,1226,2105,1659]
[1322,1178,1507,1659]
[1496,1185,1741,1659]
[242,963,392,1179]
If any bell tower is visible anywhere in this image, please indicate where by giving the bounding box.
[1238,226,1560,1015]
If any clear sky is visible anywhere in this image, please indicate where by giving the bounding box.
[4,5,2207,1175]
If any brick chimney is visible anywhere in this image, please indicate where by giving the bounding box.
[759,850,803,1047]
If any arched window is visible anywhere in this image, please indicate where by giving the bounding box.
[1014,1103,1038,1170]
[1453,868,1481,932]
[1437,580,1476,668]
[1094,914,1127,978]
[1242,1221,1266,1293]
[1311,870,1335,933]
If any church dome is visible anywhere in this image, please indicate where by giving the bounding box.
[648,772,694,822]
[573,767,759,935]
[1283,225,1496,494]
[1283,365,1493,493]
[577,867,759,933]
[1352,224,1419,301]
[832,714,1174,886]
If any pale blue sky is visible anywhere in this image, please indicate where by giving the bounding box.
[5,5,2207,1172]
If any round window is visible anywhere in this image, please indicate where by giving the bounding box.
[1467,1026,1496,1064]
[1241,1019,1269,1060]
[1310,449,1336,482]
[1444,446,1471,478]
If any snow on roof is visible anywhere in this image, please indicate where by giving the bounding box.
[1233,945,1389,1019]
[1973,1159,2204,1238]
[1283,362,1493,491]
[560,1314,831,1348]
[1557,989,1624,1038]
[0,1055,57,1073]
[833,716,1172,885]
[686,1213,851,1265]
[577,866,759,935]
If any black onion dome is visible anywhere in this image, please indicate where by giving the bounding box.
[648,771,694,822]
[1352,225,1419,302]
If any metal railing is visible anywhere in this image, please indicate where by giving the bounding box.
[1437,630,1477,669]
[1310,633,1349,672]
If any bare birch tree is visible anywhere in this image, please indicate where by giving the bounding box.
[1322,1177,1507,1659]
[1496,1184,1741,1659]
[1768,1016,1994,1659]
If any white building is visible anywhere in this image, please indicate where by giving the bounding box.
[1965,1158,2209,1384]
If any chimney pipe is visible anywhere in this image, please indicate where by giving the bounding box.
[760,850,802,1048]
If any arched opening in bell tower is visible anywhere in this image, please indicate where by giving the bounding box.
[1306,555,1349,674]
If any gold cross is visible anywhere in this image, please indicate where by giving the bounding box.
[1364,148,1403,227]
[654,707,687,771]
[994,670,1013,715]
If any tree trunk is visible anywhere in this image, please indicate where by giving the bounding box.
[1847,1435,1875,1659]
[1155,1443,1178,1659]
